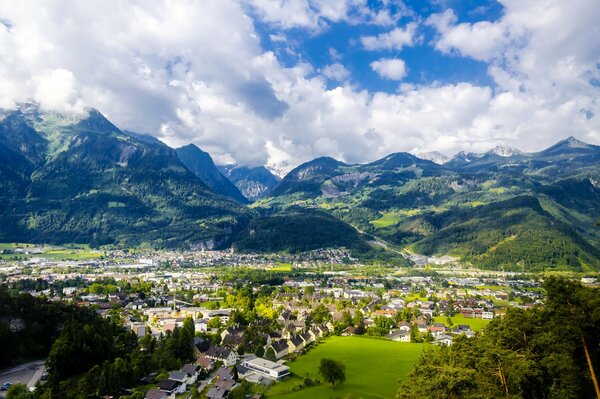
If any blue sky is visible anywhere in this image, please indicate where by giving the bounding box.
[0,0,599,171]
[256,0,502,91]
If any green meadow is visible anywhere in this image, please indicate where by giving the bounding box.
[271,262,293,272]
[432,314,491,332]
[267,336,424,399]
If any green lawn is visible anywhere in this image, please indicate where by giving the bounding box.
[370,210,420,228]
[433,314,491,332]
[271,262,292,272]
[267,336,424,399]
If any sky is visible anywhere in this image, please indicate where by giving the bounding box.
[0,0,599,171]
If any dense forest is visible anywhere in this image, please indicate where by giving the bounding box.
[397,277,600,399]
[0,284,199,399]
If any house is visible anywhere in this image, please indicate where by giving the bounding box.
[222,332,244,349]
[193,337,210,358]
[316,324,330,336]
[427,325,446,335]
[300,332,313,345]
[237,363,252,377]
[207,378,237,399]
[221,326,243,342]
[267,340,289,359]
[387,330,411,342]
[157,379,185,397]
[482,311,494,320]
[435,334,454,346]
[341,326,355,336]
[196,355,215,371]
[278,309,292,323]
[168,371,187,387]
[308,326,321,341]
[205,346,238,366]
[144,389,167,399]
[195,319,209,332]
[181,364,200,384]
[287,335,305,353]
[241,357,290,381]
[206,386,229,399]
[130,322,146,337]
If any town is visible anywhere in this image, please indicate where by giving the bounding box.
[2,244,588,399]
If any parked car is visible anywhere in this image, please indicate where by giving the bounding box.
[1,382,12,391]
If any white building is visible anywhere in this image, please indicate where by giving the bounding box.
[241,357,290,381]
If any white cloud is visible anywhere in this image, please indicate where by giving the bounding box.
[370,58,407,80]
[33,69,85,113]
[269,33,287,43]
[426,9,508,62]
[0,0,598,171]
[321,63,351,81]
[245,0,410,31]
[360,23,417,51]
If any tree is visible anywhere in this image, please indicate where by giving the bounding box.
[208,316,222,329]
[409,324,421,343]
[319,358,346,389]
[309,304,331,324]
[6,384,34,399]
[264,347,277,362]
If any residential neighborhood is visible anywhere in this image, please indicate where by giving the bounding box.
[0,245,573,398]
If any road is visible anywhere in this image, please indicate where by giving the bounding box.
[0,360,46,397]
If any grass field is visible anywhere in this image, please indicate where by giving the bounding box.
[0,243,102,261]
[370,210,420,228]
[432,314,491,332]
[267,336,424,399]
[271,262,293,272]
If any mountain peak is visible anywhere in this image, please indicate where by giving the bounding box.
[416,151,449,164]
[487,145,522,157]
[175,144,248,203]
[563,136,589,148]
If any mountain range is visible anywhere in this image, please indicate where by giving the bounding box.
[1,104,599,271]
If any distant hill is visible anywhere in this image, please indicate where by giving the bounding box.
[233,208,371,254]
[0,105,252,249]
[175,144,248,203]
[257,138,600,271]
[218,164,279,201]
[2,103,599,264]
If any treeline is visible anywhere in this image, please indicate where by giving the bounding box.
[51,318,196,398]
[397,277,600,399]
[0,286,198,398]
[0,286,85,367]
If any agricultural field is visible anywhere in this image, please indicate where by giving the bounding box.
[267,336,424,399]
[0,242,102,261]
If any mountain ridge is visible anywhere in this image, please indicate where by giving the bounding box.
[175,143,249,204]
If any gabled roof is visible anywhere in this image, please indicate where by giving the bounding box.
[206,345,233,359]
[182,364,200,376]
[145,389,167,399]
[169,371,187,382]
[206,387,228,399]
[270,339,288,352]
[157,379,180,391]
